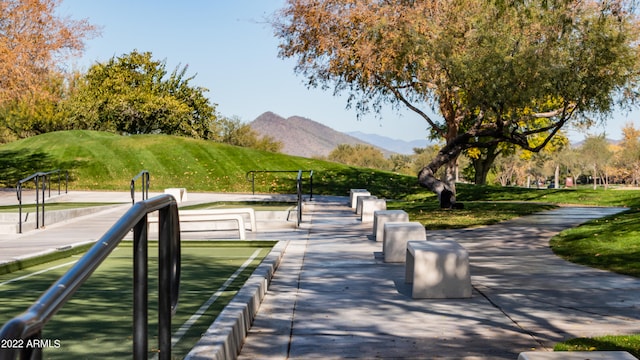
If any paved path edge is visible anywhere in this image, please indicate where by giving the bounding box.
[185,239,290,360]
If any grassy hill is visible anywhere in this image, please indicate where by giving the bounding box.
[0,130,422,198]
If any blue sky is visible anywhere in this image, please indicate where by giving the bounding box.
[58,0,634,143]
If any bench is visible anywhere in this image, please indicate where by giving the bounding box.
[164,188,188,203]
[360,198,386,223]
[350,189,371,209]
[373,210,409,241]
[148,209,257,240]
[518,351,637,360]
[382,222,426,263]
[405,240,471,299]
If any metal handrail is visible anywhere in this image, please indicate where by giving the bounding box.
[16,170,69,234]
[296,170,302,227]
[0,194,181,360]
[245,170,314,199]
[130,170,150,204]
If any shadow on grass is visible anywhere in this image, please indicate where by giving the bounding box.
[388,199,557,229]
[0,149,85,188]
[311,168,423,199]
[244,167,425,200]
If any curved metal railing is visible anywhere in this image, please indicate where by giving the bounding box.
[0,194,181,360]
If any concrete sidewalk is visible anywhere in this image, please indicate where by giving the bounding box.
[237,200,639,359]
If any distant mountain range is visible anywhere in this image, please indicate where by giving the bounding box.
[249,112,422,158]
[346,131,428,155]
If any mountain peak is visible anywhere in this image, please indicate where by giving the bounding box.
[249,112,391,158]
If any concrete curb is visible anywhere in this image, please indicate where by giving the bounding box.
[185,239,289,360]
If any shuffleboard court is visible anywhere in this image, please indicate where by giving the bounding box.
[0,240,276,359]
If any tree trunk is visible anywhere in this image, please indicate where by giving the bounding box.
[417,137,467,208]
[472,144,500,185]
[418,167,456,208]
[554,165,560,189]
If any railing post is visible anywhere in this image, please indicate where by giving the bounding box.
[296,170,302,227]
[35,176,40,229]
[157,201,180,360]
[130,179,136,205]
[17,184,22,234]
[309,170,314,200]
[145,172,150,201]
[41,174,46,228]
[133,216,148,360]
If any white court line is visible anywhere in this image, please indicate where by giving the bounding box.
[170,249,262,347]
[0,261,78,287]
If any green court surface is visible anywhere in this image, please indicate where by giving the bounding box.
[0,240,276,359]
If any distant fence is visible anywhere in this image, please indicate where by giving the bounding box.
[16,169,68,233]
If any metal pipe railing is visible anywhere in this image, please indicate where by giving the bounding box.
[130,170,150,205]
[16,170,68,234]
[296,170,302,227]
[0,194,181,360]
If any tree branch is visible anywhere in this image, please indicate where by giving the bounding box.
[375,75,446,137]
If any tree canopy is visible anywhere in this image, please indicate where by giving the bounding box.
[275,0,640,206]
[62,51,218,138]
[0,0,97,105]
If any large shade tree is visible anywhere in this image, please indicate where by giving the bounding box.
[274,0,640,207]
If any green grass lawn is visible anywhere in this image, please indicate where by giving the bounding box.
[554,335,640,356]
[388,198,557,229]
[0,241,275,359]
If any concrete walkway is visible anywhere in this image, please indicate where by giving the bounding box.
[1,191,638,359]
[237,199,640,359]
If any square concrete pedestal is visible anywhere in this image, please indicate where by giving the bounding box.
[356,195,377,215]
[350,189,370,209]
[406,240,471,299]
[382,222,426,263]
[373,210,409,241]
[361,198,386,223]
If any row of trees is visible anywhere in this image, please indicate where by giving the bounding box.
[0,0,280,152]
[327,123,640,189]
[500,124,640,189]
